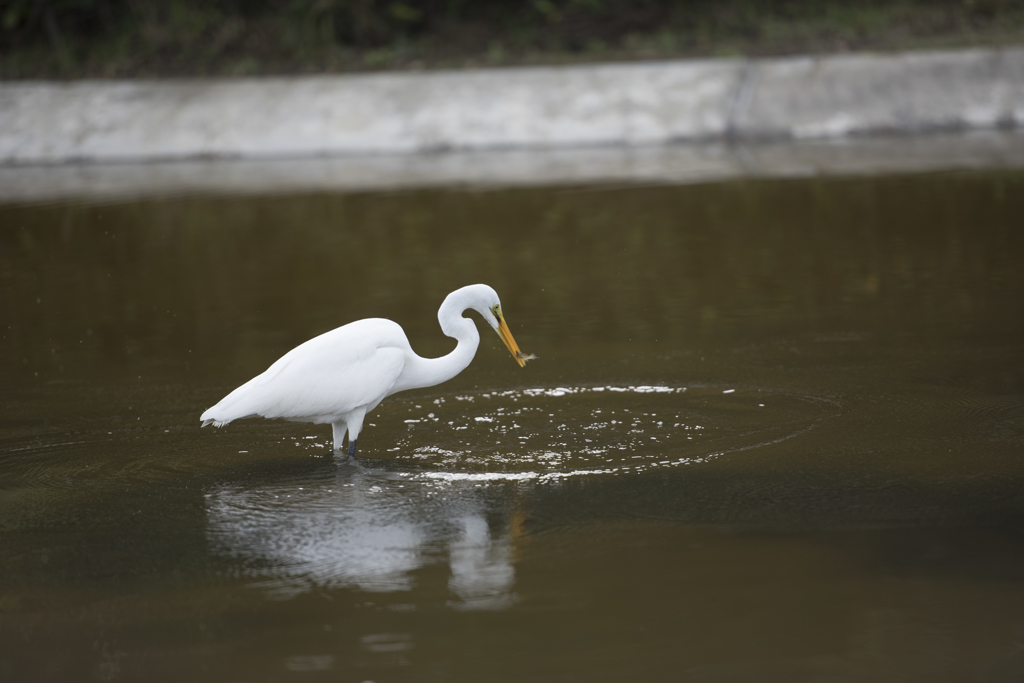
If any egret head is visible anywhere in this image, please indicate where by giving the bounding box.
[444,284,531,368]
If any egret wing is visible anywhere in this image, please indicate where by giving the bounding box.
[202,319,409,425]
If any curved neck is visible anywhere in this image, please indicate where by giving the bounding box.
[391,293,483,394]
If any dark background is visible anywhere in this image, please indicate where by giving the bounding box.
[3,0,1024,79]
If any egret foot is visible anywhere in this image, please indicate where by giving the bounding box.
[347,439,358,459]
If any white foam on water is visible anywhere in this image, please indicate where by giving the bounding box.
[321,384,838,488]
[417,471,540,482]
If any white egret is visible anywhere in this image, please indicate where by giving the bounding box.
[200,284,533,457]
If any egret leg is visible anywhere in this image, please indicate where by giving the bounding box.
[343,407,367,460]
[331,421,347,452]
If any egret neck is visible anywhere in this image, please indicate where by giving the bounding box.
[387,286,486,395]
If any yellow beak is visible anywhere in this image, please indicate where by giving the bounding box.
[496,315,527,368]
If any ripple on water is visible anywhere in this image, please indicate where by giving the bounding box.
[0,427,258,493]
[0,384,840,504]
[362,384,842,483]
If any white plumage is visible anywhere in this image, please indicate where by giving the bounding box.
[200,284,531,456]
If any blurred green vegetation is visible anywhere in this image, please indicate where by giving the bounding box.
[1,0,1023,79]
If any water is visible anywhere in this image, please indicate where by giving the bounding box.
[2,171,1024,681]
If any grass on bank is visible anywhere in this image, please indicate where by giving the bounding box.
[2,0,1024,79]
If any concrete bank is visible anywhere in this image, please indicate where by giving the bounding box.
[2,47,1023,165]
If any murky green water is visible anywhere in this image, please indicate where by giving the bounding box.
[2,171,1024,681]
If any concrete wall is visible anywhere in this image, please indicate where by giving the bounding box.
[2,47,1023,165]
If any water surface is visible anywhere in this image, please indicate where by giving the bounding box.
[2,171,1024,681]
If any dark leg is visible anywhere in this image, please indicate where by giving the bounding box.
[347,438,358,459]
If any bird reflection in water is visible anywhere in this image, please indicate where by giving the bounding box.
[205,463,521,610]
